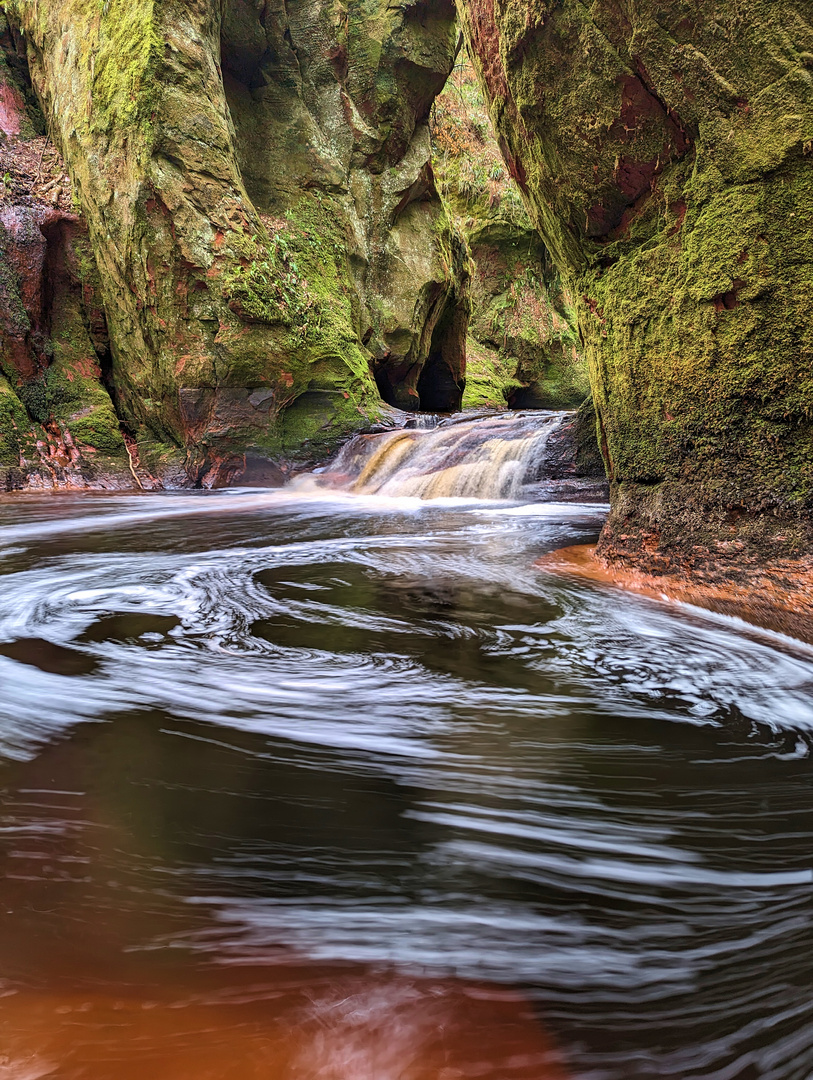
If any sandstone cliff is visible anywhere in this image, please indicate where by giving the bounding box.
[458,0,813,572]
[431,58,588,410]
[1,0,468,487]
[0,12,136,488]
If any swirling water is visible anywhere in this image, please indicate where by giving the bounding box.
[0,465,812,1076]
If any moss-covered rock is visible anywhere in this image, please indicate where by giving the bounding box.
[466,222,587,408]
[4,0,469,482]
[432,56,589,410]
[0,15,132,488]
[458,0,813,568]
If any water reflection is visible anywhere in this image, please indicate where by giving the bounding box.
[0,486,812,1079]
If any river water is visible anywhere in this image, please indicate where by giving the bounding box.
[1,413,812,1079]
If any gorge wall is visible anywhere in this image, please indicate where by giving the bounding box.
[0,13,133,489]
[431,58,589,411]
[457,0,813,574]
[0,0,469,487]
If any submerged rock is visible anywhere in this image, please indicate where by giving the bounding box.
[458,0,813,572]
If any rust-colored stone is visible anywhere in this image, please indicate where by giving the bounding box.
[538,544,813,645]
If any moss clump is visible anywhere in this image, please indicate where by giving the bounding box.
[461,336,521,408]
[0,376,28,465]
[224,228,319,340]
[66,409,125,454]
[45,299,126,459]
[272,386,377,462]
[71,0,159,138]
[218,197,382,419]
[45,355,125,456]
[17,380,49,425]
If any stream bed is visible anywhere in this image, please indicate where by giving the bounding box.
[1,473,812,1078]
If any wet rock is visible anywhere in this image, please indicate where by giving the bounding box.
[458,0,813,570]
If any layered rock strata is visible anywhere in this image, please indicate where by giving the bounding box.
[2,0,469,486]
[458,0,813,575]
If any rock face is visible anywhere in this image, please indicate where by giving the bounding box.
[432,59,588,410]
[465,223,586,409]
[3,0,469,486]
[457,1,813,571]
[0,14,133,490]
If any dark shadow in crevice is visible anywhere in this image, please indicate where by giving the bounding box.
[416,297,465,412]
[416,348,462,412]
[373,365,401,410]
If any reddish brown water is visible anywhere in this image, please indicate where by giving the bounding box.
[0,972,565,1080]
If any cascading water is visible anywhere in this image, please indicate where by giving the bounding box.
[315,411,570,500]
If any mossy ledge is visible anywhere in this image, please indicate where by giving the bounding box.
[457,0,813,571]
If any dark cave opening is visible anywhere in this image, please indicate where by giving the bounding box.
[371,294,466,414]
[416,347,463,412]
[372,365,403,411]
[416,294,466,412]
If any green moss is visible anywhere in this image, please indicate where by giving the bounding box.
[45,316,126,457]
[9,0,460,471]
[575,396,606,477]
[462,339,519,408]
[18,380,49,425]
[432,57,589,412]
[0,375,29,466]
[135,431,185,477]
[582,156,813,510]
[67,407,126,454]
[224,199,374,380]
[272,384,379,461]
[431,57,530,230]
[458,0,813,556]
[0,230,30,375]
[78,0,159,137]
[224,228,318,338]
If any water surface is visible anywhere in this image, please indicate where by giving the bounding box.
[0,472,812,1078]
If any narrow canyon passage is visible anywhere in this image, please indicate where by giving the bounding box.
[0,415,812,1079]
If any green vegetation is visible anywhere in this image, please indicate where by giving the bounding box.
[431,58,590,411]
[224,228,318,342]
[431,59,530,230]
[0,375,28,466]
[462,337,522,409]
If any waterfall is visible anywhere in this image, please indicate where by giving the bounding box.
[322,411,570,500]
